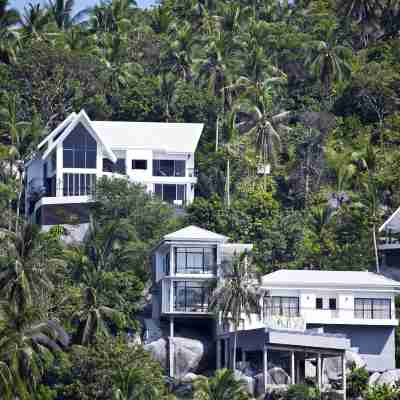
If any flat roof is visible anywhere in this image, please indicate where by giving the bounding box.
[261,269,400,289]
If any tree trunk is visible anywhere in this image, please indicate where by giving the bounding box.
[373,223,380,273]
[225,159,230,208]
[233,328,238,371]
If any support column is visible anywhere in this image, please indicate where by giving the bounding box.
[243,349,247,364]
[224,339,229,368]
[291,351,295,385]
[317,353,322,390]
[169,316,174,378]
[216,339,221,370]
[342,353,347,400]
[263,345,268,393]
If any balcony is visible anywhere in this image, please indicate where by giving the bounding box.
[173,281,211,313]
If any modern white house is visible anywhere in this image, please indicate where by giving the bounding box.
[25,110,203,238]
[152,226,400,398]
[378,207,400,270]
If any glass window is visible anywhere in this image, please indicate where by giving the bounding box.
[63,123,97,169]
[132,160,147,169]
[316,298,323,309]
[354,298,391,319]
[264,296,299,318]
[173,281,210,312]
[175,160,186,176]
[116,159,126,175]
[175,247,215,274]
[62,173,96,197]
[329,298,337,310]
[153,160,186,177]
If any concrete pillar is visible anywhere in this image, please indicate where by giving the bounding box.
[169,317,174,377]
[243,349,247,363]
[224,338,229,368]
[342,353,347,400]
[317,353,322,390]
[291,351,295,385]
[263,345,268,393]
[216,339,221,370]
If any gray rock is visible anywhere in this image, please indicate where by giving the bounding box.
[144,336,204,379]
[376,369,400,387]
[268,367,291,385]
[181,372,201,383]
[234,370,255,396]
[368,372,381,386]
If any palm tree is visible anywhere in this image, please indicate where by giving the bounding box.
[0,223,63,313]
[233,79,291,169]
[0,303,69,400]
[0,0,20,64]
[193,369,250,400]
[156,72,178,122]
[20,3,50,37]
[209,253,260,370]
[305,29,352,98]
[46,0,88,30]
[72,287,123,345]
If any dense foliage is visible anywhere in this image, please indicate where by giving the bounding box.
[0,0,400,397]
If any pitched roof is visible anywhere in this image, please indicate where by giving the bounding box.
[91,121,204,153]
[163,225,228,242]
[379,206,400,233]
[261,269,400,289]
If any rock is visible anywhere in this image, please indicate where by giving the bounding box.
[236,361,257,377]
[268,367,291,385]
[143,336,205,379]
[181,372,201,383]
[234,370,255,396]
[368,372,381,386]
[376,369,400,387]
[345,350,367,370]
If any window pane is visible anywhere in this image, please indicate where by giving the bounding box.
[116,159,126,174]
[76,149,85,168]
[175,160,186,176]
[154,184,162,198]
[63,149,73,168]
[163,185,176,203]
[68,174,74,196]
[63,174,68,196]
[132,160,147,169]
[74,174,80,195]
[177,185,186,202]
[86,149,97,168]
[80,174,85,195]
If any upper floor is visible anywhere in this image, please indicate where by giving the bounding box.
[26,110,204,216]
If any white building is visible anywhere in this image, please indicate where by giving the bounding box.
[152,226,400,397]
[25,110,203,237]
[378,207,400,271]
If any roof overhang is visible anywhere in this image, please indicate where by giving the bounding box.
[380,206,400,233]
[42,110,116,163]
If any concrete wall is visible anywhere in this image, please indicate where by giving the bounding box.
[308,324,396,372]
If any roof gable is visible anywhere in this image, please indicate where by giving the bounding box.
[380,206,400,233]
[261,269,400,289]
[163,225,228,242]
[42,110,116,163]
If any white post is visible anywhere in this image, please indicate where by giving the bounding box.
[216,339,221,370]
[342,353,347,400]
[317,353,322,390]
[263,345,268,393]
[291,351,295,385]
[169,317,174,378]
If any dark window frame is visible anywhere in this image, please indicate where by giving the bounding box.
[264,296,300,318]
[329,298,337,310]
[316,298,323,309]
[132,159,148,170]
[354,298,391,319]
[154,184,186,205]
[174,247,216,274]
[152,159,186,177]
[173,281,211,312]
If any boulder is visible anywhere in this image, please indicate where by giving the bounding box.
[181,372,201,383]
[144,337,205,379]
[368,372,381,386]
[234,370,255,396]
[268,367,291,385]
[376,369,400,387]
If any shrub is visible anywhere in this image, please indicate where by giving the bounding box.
[284,384,320,400]
[347,364,369,398]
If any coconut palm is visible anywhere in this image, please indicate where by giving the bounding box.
[193,368,250,400]
[20,3,50,37]
[0,223,63,313]
[305,29,352,97]
[0,0,20,64]
[46,0,88,30]
[233,78,291,168]
[209,253,260,370]
[72,286,123,345]
[0,303,69,400]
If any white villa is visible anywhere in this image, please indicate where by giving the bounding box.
[152,226,400,398]
[379,207,400,271]
[25,110,203,238]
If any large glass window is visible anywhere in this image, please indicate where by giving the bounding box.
[62,173,96,196]
[354,298,391,319]
[153,160,186,177]
[175,247,215,274]
[102,158,126,174]
[174,281,210,312]
[264,296,300,318]
[154,184,186,205]
[63,124,97,169]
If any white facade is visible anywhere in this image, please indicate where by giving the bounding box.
[25,110,203,229]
